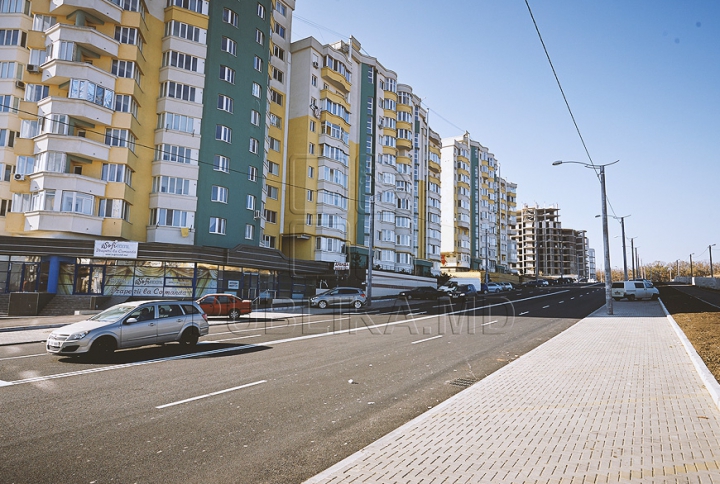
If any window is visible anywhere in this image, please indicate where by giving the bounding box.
[209,217,226,235]
[0,61,20,79]
[246,194,255,210]
[255,29,264,45]
[115,27,143,51]
[115,94,138,117]
[262,234,276,248]
[32,14,56,31]
[0,29,26,47]
[268,162,279,176]
[269,89,283,106]
[264,209,277,223]
[167,0,207,14]
[308,166,314,178]
[252,82,261,98]
[307,190,314,202]
[101,164,132,184]
[273,22,286,39]
[0,95,18,113]
[257,3,265,18]
[273,45,285,60]
[249,138,259,154]
[222,8,238,27]
[253,56,263,72]
[105,129,136,151]
[276,1,287,15]
[248,166,257,181]
[163,51,201,72]
[213,155,229,173]
[211,186,228,203]
[99,199,130,220]
[158,112,197,134]
[165,20,205,43]
[162,81,197,102]
[309,120,316,132]
[309,143,315,155]
[112,60,140,84]
[250,110,260,126]
[0,199,12,216]
[221,36,237,56]
[266,185,278,199]
[268,113,281,128]
[156,144,193,164]
[153,176,191,195]
[269,137,280,152]
[60,191,94,215]
[306,214,312,225]
[219,65,235,84]
[215,125,232,143]
[272,67,284,84]
[217,94,233,113]
[67,80,115,109]
[151,208,189,227]
[245,224,254,240]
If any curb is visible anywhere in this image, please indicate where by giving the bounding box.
[659,297,720,412]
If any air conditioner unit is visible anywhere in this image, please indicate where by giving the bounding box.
[254,210,262,220]
[15,80,25,90]
[26,64,40,73]
[13,174,25,181]
[312,61,319,68]
[77,130,86,138]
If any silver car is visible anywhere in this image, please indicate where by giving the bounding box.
[46,300,208,358]
[310,287,367,309]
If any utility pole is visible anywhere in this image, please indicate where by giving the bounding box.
[690,253,694,279]
[710,244,716,278]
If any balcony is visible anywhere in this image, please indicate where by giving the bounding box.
[34,133,110,162]
[38,96,113,126]
[46,23,119,59]
[146,225,195,245]
[24,210,103,236]
[42,59,115,87]
[29,172,106,197]
[50,0,123,24]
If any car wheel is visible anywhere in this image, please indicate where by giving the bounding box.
[613,297,621,302]
[88,336,116,360]
[228,308,240,320]
[318,300,328,309]
[353,300,363,309]
[179,328,199,346]
[627,294,636,301]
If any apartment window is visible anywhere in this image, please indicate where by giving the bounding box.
[253,56,263,72]
[99,199,130,220]
[151,208,189,227]
[222,8,238,27]
[158,112,197,134]
[269,137,280,152]
[211,185,228,203]
[60,191,94,215]
[252,82,262,98]
[309,143,315,155]
[249,138,259,154]
[0,61,20,79]
[0,95,18,113]
[273,45,285,61]
[266,185,278,200]
[308,166,314,178]
[264,210,277,224]
[156,144,193,164]
[215,125,232,143]
[213,155,229,173]
[262,234,276,248]
[0,199,11,216]
[221,36,237,56]
[255,29,264,45]
[101,163,132,184]
[268,162,279,176]
[309,120,316,132]
[257,3,265,19]
[105,129,136,151]
[306,214,312,225]
[0,30,26,47]
[245,224,254,240]
[307,190,313,202]
[246,195,256,210]
[167,0,207,14]
[273,22,286,39]
[112,60,141,84]
[269,89,283,106]
[114,94,138,117]
[268,113,281,128]
[248,166,257,181]
[115,27,143,51]
[163,51,200,72]
[209,217,226,235]
[0,129,16,148]
[165,20,205,43]
[162,81,197,102]
[311,75,317,87]
[214,68,234,87]
[250,110,260,126]
[217,94,233,113]
[153,176,191,195]
[272,67,284,84]
[276,1,287,15]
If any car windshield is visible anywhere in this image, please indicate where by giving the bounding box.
[89,304,139,322]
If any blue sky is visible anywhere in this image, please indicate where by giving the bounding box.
[291,0,720,270]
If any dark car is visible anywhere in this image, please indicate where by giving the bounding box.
[196,293,252,320]
[448,284,479,303]
[398,286,442,300]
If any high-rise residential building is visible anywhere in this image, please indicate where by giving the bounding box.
[512,205,589,280]
[440,133,517,274]
[286,36,441,278]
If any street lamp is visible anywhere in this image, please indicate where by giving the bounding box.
[690,253,694,279]
[710,244,716,278]
[553,159,619,314]
[628,237,638,279]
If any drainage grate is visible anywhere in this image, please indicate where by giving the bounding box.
[447,377,479,388]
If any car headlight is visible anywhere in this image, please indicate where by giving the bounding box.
[67,331,90,341]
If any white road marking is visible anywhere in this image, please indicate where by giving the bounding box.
[0,353,46,361]
[481,320,498,327]
[519,311,529,316]
[411,335,443,345]
[156,380,266,409]
[0,380,12,387]
[543,305,550,309]
[559,301,565,304]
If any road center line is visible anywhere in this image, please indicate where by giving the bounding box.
[0,353,47,361]
[481,320,498,327]
[542,305,550,309]
[519,311,529,316]
[156,380,266,409]
[411,335,443,345]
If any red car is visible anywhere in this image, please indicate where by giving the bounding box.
[196,294,252,320]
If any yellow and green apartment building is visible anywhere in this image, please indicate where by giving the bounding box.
[285,36,443,286]
[440,133,517,274]
[0,0,335,312]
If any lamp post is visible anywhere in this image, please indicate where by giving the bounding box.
[690,253,694,279]
[710,244,716,278]
[553,160,618,314]
[628,237,638,279]
[613,215,630,280]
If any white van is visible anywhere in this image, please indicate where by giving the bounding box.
[611,280,659,301]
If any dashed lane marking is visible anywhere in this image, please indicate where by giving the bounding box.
[156,380,267,409]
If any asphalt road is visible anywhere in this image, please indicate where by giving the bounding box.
[0,284,605,483]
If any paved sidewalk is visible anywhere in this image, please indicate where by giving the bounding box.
[306,300,720,483]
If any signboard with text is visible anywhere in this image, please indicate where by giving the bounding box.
[333,262,350,271]
[94,240,138,259]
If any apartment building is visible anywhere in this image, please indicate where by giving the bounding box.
[513,205,589,280]
[0,0,329,302]
[440,133,517,274]
[286,36,442,278]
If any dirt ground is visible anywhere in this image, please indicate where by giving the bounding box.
[659,285,720,382]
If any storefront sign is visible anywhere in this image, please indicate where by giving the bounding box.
[333,262,350,271]
[93,240,138,259]
[227,280,240,289]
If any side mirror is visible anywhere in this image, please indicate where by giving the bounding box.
[124,317,138,325]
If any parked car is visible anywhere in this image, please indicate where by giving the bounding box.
[398,286,442,300]
[448,284,479,303]
[46,300,208,358]
[486,282,503,293]
[310,287,367,309]
[499,282,514,291]
[523,279,549,288]
[196,293,252,320]
[611,280,659,301]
